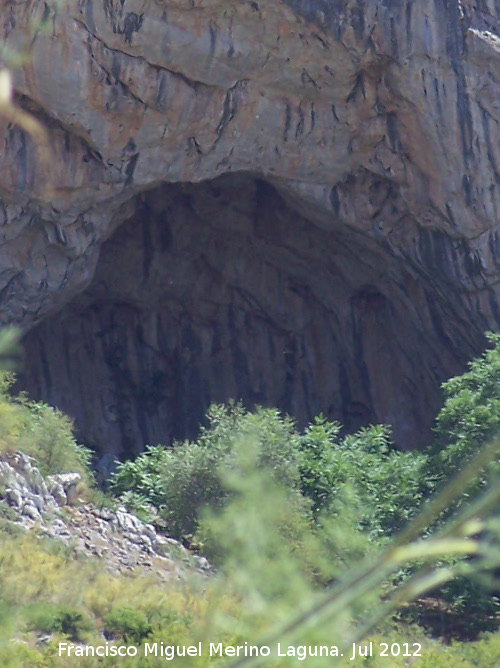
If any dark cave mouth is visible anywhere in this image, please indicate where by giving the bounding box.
[18,172,477,459]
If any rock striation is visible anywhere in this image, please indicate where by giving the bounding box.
[1,1,500,453]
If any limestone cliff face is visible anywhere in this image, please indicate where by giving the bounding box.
[2,0,500,455]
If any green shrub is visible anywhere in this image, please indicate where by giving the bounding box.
[417,334,500,637]
[0,373,25,453]
[103,606,153,644]
[431,332,500,483]
[197,436,331,619]
[403,577,500,640]
[19,400,93,480]
[2,355,500,662]
[110,440,225,538]
[112,404,428,549]
[5,329,500,660]
[25,602,94,641]
[0,372,95,496]
[111,403,304,541]
[298,417,428,536]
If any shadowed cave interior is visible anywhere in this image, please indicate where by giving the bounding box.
[18,173,481,460]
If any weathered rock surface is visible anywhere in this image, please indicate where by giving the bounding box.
[1,1,500,452]
[0,451,210,577]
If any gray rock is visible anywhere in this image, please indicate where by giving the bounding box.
[47,473,81,505]
[0,0,499,453]
[22,503,41,521]
[0,452,208,581]
[48,481,67,507]
[5,487,23,508]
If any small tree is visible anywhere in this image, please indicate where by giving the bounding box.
[430,332,500,488]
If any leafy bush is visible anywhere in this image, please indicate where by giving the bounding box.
[418,333,500,636]
[431,332,500,483]
[18,400,93,480]
[4,328,500,663]
[403,577,500,640]
[197,435,323,584]
[0,373,25,453]
[111,403,304,540]
[25,602,94,641]
[298,417,429,537]
[108,352,500,643]
[0,372,94,493]
[103,606,152,643]
[112,404,428,549]
[110,440,226,538]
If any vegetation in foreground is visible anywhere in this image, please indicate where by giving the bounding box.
[1,330,500,664]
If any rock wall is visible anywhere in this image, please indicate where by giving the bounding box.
[2,1,500,455]
[20,174,483,455]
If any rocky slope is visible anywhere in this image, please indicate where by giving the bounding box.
[0,450,209,578]
[1,1,500,454]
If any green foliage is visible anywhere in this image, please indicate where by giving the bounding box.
[18,400,93,481]
[194,430,500,668]
[108,341,500,647]
[0,327,21,372]
[298,417,429,537]
[404,576,500,640]
[110,441,225,538]
[25,602,94,641]
[296,415,342,513]
[111,403,304,541]
[112,404,428,549]
[4,328,500,664]
[431,332,500,482]
[0,528,210,666]
[0,372,94,493]
[2,451,500,667]
[103,606,152,644]
[197,436,323,594]
[418,333,500,634]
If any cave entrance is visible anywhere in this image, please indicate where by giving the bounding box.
[18,173,475,459]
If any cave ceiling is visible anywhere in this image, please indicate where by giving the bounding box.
[1,0,500,456]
